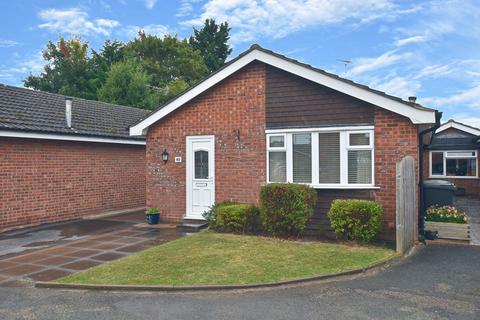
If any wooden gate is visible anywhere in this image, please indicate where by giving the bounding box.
[396,156,417,254]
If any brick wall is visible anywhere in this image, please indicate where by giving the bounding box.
[0,137,146,232]
[145,61,422,241]
[374,108,419,239]
[146,62,266,222]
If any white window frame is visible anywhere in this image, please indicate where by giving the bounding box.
[429,150,478,179]
[266,127,376,189]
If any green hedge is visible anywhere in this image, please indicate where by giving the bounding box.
[203,201,260,233]
[327,199,383,242]
[259,183,317,237]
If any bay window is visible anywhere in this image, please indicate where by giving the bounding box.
[267,128,375,187]
[430,150,477,178]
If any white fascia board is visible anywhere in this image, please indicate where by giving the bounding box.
[130,49,436,136]
[436,122,480,136]
[0,130,146,145]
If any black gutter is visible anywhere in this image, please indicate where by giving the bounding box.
[418,110,442,240]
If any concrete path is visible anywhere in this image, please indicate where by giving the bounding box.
[455,196,480,245]
[0,212,184,287]
[0,243,478,320]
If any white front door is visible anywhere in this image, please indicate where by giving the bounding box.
[186,135,215,219]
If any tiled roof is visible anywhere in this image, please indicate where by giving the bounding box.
[0,84,150,140]
[140,44,435,122]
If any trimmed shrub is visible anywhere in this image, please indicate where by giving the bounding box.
[202,201,260,233]
[259,183,317,237]
[216,203,260,233]
[327,199,383,242]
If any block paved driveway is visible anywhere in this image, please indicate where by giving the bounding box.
[0,212,184,287]
[0,243,478,319]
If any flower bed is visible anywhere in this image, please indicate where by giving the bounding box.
[425,206,470,241]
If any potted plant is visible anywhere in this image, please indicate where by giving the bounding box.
[145,207,160,225]
[424,227,438,240]
[424,205,470,240]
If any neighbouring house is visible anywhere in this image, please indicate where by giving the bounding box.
[130,45,440,240]
[425,119,480,195]
[0,84,149,232]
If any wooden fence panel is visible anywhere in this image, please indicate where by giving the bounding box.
[396,156,417,254]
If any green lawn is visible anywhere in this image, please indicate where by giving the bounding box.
[58,232,396,286]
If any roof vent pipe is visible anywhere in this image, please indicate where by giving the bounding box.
[408,96,417,103]
[65,97,72,128]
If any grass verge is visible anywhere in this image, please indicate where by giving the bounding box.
[58,232,396,286]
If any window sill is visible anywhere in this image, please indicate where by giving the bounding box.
[310,185,380,190]
[429,176,479,180]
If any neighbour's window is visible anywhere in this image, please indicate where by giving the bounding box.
[431,152,444,175]
[430,151,477,178]
[267,130,374,187]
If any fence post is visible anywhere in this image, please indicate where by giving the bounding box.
[396,156,416,254]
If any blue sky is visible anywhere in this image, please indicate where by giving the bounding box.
[1,0,479,126]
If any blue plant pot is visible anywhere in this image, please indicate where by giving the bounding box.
[146,213,160,225]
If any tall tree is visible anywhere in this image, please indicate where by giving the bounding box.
[97,59,155,109]
[24,37,97,99]
[189,19,232,73]
[125,32,208,103]
[90,40,125,89]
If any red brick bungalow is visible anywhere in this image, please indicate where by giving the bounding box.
[130,45,440,240]
[424,119,480,195]
[0,85,149,232]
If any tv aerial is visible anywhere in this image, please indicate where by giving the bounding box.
[336,59,352,77]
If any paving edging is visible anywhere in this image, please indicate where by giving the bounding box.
[35,253,404,292]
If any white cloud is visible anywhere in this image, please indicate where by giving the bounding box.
[0,39,19,47]
[422,85,480,110]
[0,51,44,85]
[395,35,427,47]
[144,0,158,9]
[177,0,202,17]
[183,0,397,43]
[414,64,452,80]
[369,75,421,100]
[349,50,412,76]
[38,8,119,36]
[121,24,171,39]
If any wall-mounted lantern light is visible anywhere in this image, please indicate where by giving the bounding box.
[162,149,169,163]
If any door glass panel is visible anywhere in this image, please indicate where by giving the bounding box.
[194,150,209,179]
